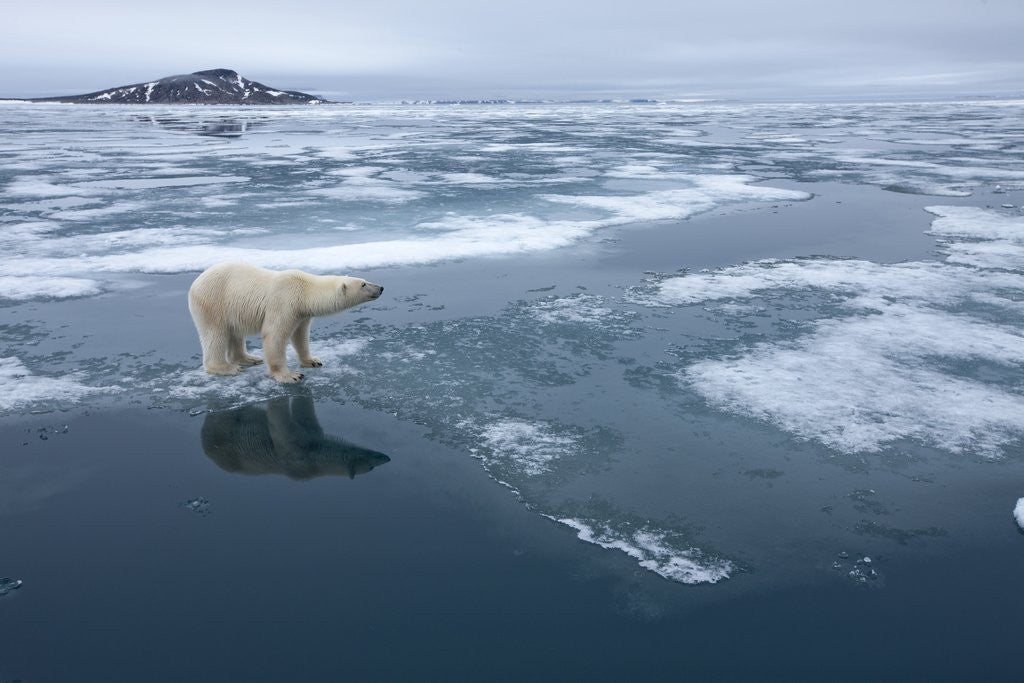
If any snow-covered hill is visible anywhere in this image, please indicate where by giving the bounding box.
[31,69,328,105]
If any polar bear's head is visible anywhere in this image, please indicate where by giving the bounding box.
[337,276,384,306]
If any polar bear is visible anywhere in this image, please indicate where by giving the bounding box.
[188,261,383,383]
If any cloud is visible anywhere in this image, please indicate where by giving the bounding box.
[2,0,1023,98]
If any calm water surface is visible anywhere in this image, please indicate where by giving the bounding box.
[1,101,1023,681]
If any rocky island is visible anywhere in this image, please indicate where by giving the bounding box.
[27,68,329,104]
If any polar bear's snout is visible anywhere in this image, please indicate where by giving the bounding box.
[363,281,384,299]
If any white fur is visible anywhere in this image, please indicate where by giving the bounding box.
[188,261,383,383]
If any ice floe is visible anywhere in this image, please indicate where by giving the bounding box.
[477,419,577,476]
[542,174,808,223]
[0,175,809,279]
[73,175,250,190]
[650,205,1024,455]
[308,179,426,203]
[527,294,617,325]
[684,312,1024,455]
[551,517,733,584]
[150,339,369,409]
[0,275,103,300]
[0,357,111,412]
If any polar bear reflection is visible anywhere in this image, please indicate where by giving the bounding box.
[201,396,390,480]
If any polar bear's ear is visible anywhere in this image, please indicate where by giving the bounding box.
[341,282,348,294]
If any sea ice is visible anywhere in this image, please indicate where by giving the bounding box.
[527,294,617,325]
[552,517,733,584]
[0,275,102,300]
[0,357,109,413]
[182,497,211,515]
[652,205,1024,455]
[477,419,577,476]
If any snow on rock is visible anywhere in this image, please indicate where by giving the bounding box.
[31,69,328,105]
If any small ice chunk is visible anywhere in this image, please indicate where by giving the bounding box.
[1014,497,1024,531]
[182,497,211,515]
[0,577,23,596]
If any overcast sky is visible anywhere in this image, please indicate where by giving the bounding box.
[3,0,1023,100]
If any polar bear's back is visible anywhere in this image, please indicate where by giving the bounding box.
[188,261,298,334]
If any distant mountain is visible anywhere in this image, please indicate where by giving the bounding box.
[30,69,330,105]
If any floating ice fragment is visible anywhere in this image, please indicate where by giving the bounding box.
[846,565,878,584]
[1014,498,1024,531]
[0,577,23,596]
[182,497,211,515]
[551,517,733,584]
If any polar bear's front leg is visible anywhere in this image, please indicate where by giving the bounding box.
[262,321,305,383]
[228,330,263,366]
[291,318,323,368]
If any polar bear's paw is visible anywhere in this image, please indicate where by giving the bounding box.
[238,355,264,366]
[271,371,305,383]
[300,356,323,368]
[205,364,243,376]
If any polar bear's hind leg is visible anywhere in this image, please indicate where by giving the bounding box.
[200,331,241,375]
[190,296,242,375]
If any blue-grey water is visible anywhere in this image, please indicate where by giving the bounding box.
[1,100,1023,681]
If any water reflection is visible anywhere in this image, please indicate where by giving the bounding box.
[135,114,267,137]
[201,397,391,480]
